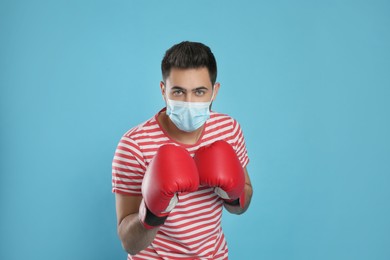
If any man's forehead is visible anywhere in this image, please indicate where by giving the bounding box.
[165,67,212,87]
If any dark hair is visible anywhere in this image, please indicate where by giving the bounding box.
[161,41,217,85]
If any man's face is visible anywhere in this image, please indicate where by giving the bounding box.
[161,67,219,103]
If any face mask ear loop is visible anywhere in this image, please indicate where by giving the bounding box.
[210,89,215,103]
[208,87,215,111]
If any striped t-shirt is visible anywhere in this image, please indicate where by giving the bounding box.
[112,109,249,260]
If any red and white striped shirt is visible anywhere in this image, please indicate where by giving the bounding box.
[112,109,249,260]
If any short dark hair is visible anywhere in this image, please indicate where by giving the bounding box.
[161,41,217,85]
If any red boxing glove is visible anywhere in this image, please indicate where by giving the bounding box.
[194,140,246,208]
[139,144,199,229]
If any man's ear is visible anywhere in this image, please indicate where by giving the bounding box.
[160,81,166,101]
[212,82,221,101]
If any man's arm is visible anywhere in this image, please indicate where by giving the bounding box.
[224,167,253,214]
[116,194,158,255]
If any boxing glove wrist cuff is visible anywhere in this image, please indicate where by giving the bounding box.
[224,198,240,206]
[224,190,245,208]
[139,201,168,229]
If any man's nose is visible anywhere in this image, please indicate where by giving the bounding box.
[184,94,192,102]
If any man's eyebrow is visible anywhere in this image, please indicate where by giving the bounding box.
[171,86,186,91]
[170,86,210,91]
[193,86,209,91]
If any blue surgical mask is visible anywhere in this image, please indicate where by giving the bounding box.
[166,95,213,132]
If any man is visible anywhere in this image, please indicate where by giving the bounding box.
[112,41,253,259]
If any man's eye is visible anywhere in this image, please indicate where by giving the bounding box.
[173,90,184,96]
[195,90,205,96]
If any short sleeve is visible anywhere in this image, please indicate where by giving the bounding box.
[230,120,249,168]
[112,136,146,196]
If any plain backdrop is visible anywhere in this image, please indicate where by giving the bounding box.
[1,0,389,259]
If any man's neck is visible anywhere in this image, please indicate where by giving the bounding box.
[158,112,204,145]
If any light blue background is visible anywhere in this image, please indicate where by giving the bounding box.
[1,0,389,259]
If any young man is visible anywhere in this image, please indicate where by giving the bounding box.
[112,41,253,260]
